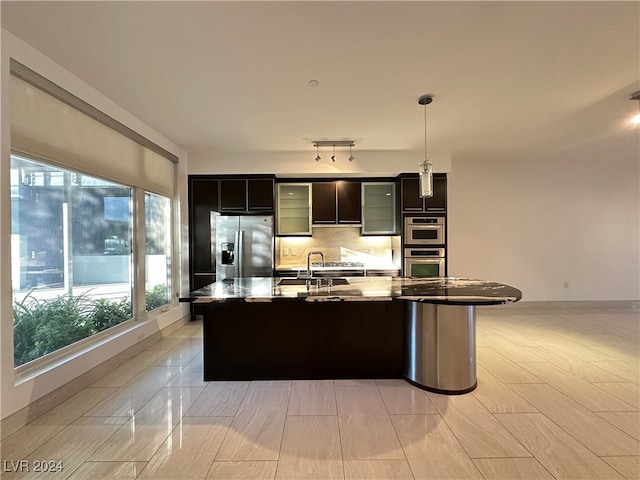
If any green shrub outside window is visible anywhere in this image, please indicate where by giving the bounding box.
[13,286,169,366]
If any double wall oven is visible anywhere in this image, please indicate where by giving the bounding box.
[403,216,446,278]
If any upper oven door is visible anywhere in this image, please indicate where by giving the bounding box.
[404,217,445,245]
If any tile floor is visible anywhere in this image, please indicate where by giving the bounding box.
[1,303,638,479]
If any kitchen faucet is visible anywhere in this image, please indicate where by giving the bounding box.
[304,251,325,278]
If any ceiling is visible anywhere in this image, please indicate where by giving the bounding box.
[2,1,639,162]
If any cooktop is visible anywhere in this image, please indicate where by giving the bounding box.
[311,261,365,268]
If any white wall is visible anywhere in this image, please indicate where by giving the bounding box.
[0,30,190,420]
[448,146,639,301]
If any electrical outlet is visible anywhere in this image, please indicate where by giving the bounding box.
[291,248,297,255]
[283,248,289,256]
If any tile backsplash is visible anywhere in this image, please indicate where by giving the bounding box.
[275,227,401,270]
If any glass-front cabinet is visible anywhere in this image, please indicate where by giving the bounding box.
[361,182,396,235]
[276,183,312,235]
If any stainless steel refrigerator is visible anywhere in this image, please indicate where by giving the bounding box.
[215,215,274,281]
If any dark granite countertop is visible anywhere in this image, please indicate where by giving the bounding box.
[190,277,522,306]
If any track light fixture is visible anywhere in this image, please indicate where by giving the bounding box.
[418,95,434,198]
[312,140,355,162]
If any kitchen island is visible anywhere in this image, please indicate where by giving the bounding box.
[191,277,521,394]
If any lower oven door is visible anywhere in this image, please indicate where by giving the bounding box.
[404,258,445,277]
[404,248,446,277]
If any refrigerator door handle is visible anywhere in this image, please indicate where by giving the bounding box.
[236,230,244,278]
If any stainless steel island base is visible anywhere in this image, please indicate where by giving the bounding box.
[404,302,477,394]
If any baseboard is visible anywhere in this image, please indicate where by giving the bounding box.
[1,314,191,439]
[480,300,639,312]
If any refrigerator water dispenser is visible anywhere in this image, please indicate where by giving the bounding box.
[220,242,235,265]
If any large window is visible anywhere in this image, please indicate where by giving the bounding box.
[9,63,177,369]
[10,155,172,367]
[145,192,171,311]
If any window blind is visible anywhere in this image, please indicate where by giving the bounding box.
[9,60,176,197]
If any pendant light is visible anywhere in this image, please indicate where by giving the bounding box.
[315,144,321,161]
[418,95,434,198]
[348,145,355,162]
[331,144,336,162]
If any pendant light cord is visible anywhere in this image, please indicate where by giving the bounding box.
[424,102,427,160]
[418,94,432,166]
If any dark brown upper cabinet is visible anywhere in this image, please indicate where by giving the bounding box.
[336,181,362,224]
[247,178,275,211]
[218,176,275,213]
[219,179,247,211]
[400,173,447,213]
[312,182,337,224]
[311,180,361,225]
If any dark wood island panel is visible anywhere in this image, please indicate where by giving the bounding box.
[201,299,405,381]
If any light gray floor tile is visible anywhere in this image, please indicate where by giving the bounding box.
[3,306,638,480]
[496,413,624,479]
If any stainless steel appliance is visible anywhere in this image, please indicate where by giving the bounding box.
[215,215,274,281]
[404,247,445,277]
[404,216,445,245]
